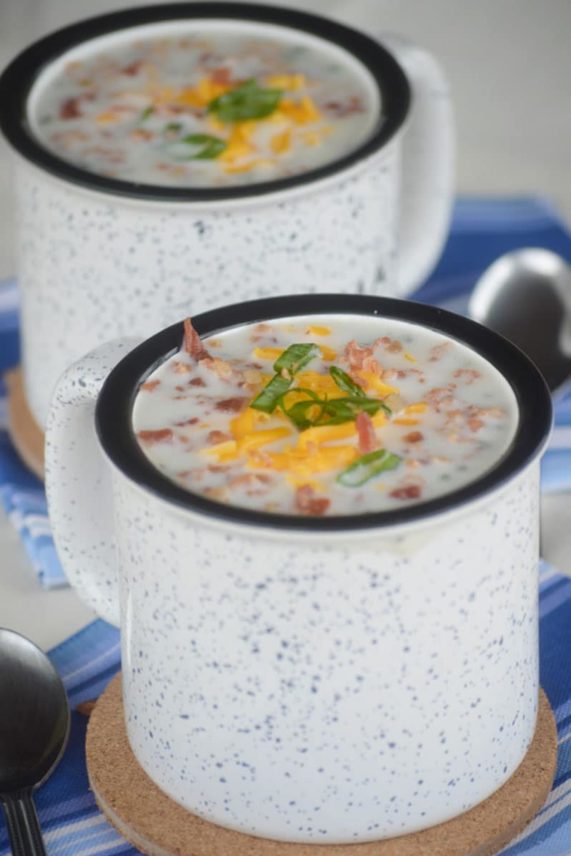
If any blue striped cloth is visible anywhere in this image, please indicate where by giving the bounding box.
[1,195,570,588]
[0,196,570,853]
[0,562,570,855]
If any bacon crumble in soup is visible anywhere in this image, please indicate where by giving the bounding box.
[131,316,519,516]
[30,27,378,187]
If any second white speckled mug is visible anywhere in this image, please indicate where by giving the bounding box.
[45,294,551,844]
[0,3,453,429]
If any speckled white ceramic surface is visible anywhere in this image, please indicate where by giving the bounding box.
[45,333,541,844]
[12,24,452,429]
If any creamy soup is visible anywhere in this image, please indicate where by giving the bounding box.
[131,315,519,516]
[30,25,378,187]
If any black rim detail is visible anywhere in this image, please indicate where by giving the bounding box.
[95,294,552,532]
[0,3,410,202]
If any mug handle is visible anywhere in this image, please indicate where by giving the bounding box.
[380,33,455,295]
[45,338,141,627]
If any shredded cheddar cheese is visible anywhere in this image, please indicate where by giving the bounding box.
[306,325,332,336]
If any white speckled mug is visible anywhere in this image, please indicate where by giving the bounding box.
[45,294,551,844]
[0,3,453,430]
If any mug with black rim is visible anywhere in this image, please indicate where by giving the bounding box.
[45,293,551,844]
[0,2,453,432]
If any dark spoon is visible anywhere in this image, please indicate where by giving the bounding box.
[0,629,70,856]
[469,248,571,399]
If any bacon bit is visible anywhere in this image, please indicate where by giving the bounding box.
[131,128,154,141]
[189,377,206,387]
[344,340,382,375]
[183,318,210,361]
[82,145,125,163]
[295,484,330,516]
[355,411,378,454]
[175,417,199,427]
[323,95,365,116]
[60,97,82,119]
[394,367,426,382]
[390,484,422,500]
[137,428,173,445]
[208,430,232,445]
[405,459,423,469]
[253,323,271,334]
[121,60,143,76]
[215,397,249,413]
[247,449,273,468]
[404,431,424,444]
[467,415,485,432]
[429,342,452,362]
[201,357,239,382]
[210,67,233,84]
[453,369,481,384]
[229,472,272,493]
[50,130,89,146]
[378,336,403,353]
[140,379,160,392]
[207,464,232,474]
[424,384,457,411]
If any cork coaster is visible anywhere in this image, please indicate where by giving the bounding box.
[4,367,45,480]
[86,676,557,856]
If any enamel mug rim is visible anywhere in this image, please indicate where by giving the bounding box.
[95,293,553,534]
[0,1,410,205]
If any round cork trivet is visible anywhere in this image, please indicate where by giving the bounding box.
[86,676,557,856]
[5,367,45,480]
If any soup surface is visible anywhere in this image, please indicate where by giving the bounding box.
[31,27,378,187]
[131,315,519,516]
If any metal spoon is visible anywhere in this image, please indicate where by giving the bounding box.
[468,248,571,398]
[0,629,70,856]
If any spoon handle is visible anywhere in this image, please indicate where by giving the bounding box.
[1,792,47,856]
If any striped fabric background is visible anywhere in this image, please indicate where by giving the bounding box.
[0,196,570,853]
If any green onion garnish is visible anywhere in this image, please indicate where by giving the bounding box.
[208,79,283,122]
[164,121,183,134]
[250,374,293,413]
[330,366,367,398]
[139,105,154,121]
[251,344,319,413]
[337,449,401,487]
[180,133,227,160]
[284,396,383,430]
[274,343,320,378]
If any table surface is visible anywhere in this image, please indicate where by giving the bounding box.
[1,0,570,650]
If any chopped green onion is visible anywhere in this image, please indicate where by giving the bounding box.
[337,449,401,487]
[330,366,367,398]
[208,79,283,122]
[139,105,154,121]
[274,343,319,378]
[250,346,319,414]
[180,133,227,160]
[250,374,292,413]
[282,399,326,430]
[283,396,383,430]
[164,121,183,134]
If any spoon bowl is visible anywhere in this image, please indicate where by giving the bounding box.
[0,629,70,856]
[469,248,571,398]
